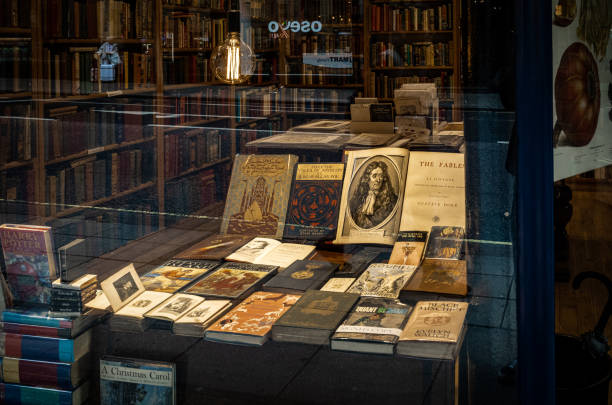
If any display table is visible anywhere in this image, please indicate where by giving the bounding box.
[92,322,460,404]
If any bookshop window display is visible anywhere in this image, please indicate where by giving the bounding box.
[0,0,567,404]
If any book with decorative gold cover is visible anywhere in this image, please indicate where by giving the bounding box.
[284,163,345,241]
[220,154,298,238]
[205,291,301,346]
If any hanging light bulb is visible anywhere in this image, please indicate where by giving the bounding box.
[210,0,255,84]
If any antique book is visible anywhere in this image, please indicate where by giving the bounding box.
[144,293,204,324]
[399,151,466,232]
[347,263,417,299]
[220,154,298,238]
[172,299,232,337]
[334,246,390,278]
[403,259,468,296]
[424,226,465,260]
[205,291,301,346]
[173,234,253,261]
[0,224,58,304]
[0,329,91,363]
[290,120,351,133]
[100,264,145,312]
[0,381,90,405]
[284,163,345,241]
[225,238,315,269]
[272,290,360,345]
[262,260,337,293]
[389,231,428,266]
[331,297,413,355]
[183,262,277,300]
[109,290,171,333]
[2,354,91,390]
[140,259,219,293]
[334,148,409,245]
[397,301,469,360]
[100,356,175,405]
[320,277,356,292]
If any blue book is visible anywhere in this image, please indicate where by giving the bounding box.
[0,330,91,363]
[0,381,89,405]
[1,307,104,337]
[100,357,175,405]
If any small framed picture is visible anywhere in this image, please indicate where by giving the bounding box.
[100,264,145,312]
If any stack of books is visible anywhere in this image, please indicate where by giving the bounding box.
[0,306,106,405]
[50,274,98,317]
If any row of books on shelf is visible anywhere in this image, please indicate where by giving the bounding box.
[0,170,35,222]
[249,58,278,85]
[45,149,155,215]
[0,47,32,94]
[162,14,227,49]
[163,54,211,85]
[286,63,362,86]
[237,115,282,153]
[165,168,220,217]
[43,48,153,97]
[370,3,452,32]
[0,104,33,165]
[163,0,226,9]
[161,87,231,125]
[45,103,154,160]
[163,128,228,178]
[0,0,30,28]
[282,88,355,113]
[241,0,274,20]
[235,85,280,122]
[282,0,362,24]
[284,34,362,56]
[371,41,452,68]
[43,0,155,40]
[242,26,276,50]
[370,72,453,99]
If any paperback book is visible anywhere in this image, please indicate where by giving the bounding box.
[109,291,171,333]
[140,259,219,293]
[424,226,465,260]
[388,231,428,266]
[319,277,355,292]
[403,259,468,296]
[144,293,204,325]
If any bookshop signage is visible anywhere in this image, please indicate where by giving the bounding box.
[268,20,322,33]
[302,53,353,69]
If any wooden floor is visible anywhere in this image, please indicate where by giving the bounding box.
[555,180,612,399]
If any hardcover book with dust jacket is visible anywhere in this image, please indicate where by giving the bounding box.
[284,163,345,241]
[331,297,413,354]
[220,154,298,238]
[100,356,175,405]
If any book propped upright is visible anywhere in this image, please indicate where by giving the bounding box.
[388,231,428,266]
[225,237,316,269]
[331,297,413,355]
[284,163,345,241]
[220,154,298,238]
[397,301,468,360]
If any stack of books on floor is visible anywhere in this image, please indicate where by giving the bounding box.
[50,274,99,318]
[0,306,106,405]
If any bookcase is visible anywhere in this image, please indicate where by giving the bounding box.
[0,0,463,254]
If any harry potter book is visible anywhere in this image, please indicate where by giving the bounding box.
[397,301,468,360]
[0,381,90,405]
[284,163,345,241]
[140,259,219,293]
[173,234,253,261]
[272,290,360,345]
[183,262,277,300]
[388,231,428,266]
[331,297,413,355]
[0,329,92,363]
[0,224,58,305]
[334,148,409,245]
[262,260,337,293]
[2,354,91,390]
[205,291,301,346]
[100,356,175,405]
[225,238,316,269]
[220,154,298,238]
[403,259,468,296]
[424,226,465,260]
[172,299,232,337]
[347,263,417,299]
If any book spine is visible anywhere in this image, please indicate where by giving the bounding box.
[0,382,78,405]
[1,333,75,363]
[0,322,72,339]
[1,312,73,329]
[2,357,78,390]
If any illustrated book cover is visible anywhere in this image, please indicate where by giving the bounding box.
[334,148,409,245]
[399,151,466,232]
[173,234,253,261]
[183,262,277,299]
[347,263,417,299]
[225,237,315,269]
[312,246,383,278]
[289,119,351,133]
[331,297,413,354]
[319,277,355,292]
[220,154,298,238]
[100,264,145,312]
[272,290,360,345]
[0,224,58,304]
[100,356,175,405]
[424,226,465,260]
[284,163,345,241]
[140,259,219,293]
[205,291,301,346]
[398,301,468,359]
[403,259,468,296]
[172,299,232,337]
[388,231,428,266]
[262,260,337,293]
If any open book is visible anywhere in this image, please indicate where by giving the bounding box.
[225,238,316,269]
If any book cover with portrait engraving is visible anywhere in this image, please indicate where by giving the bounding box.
[284,163,345,241]
[220,154,298,238]
[262,260,337,293]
